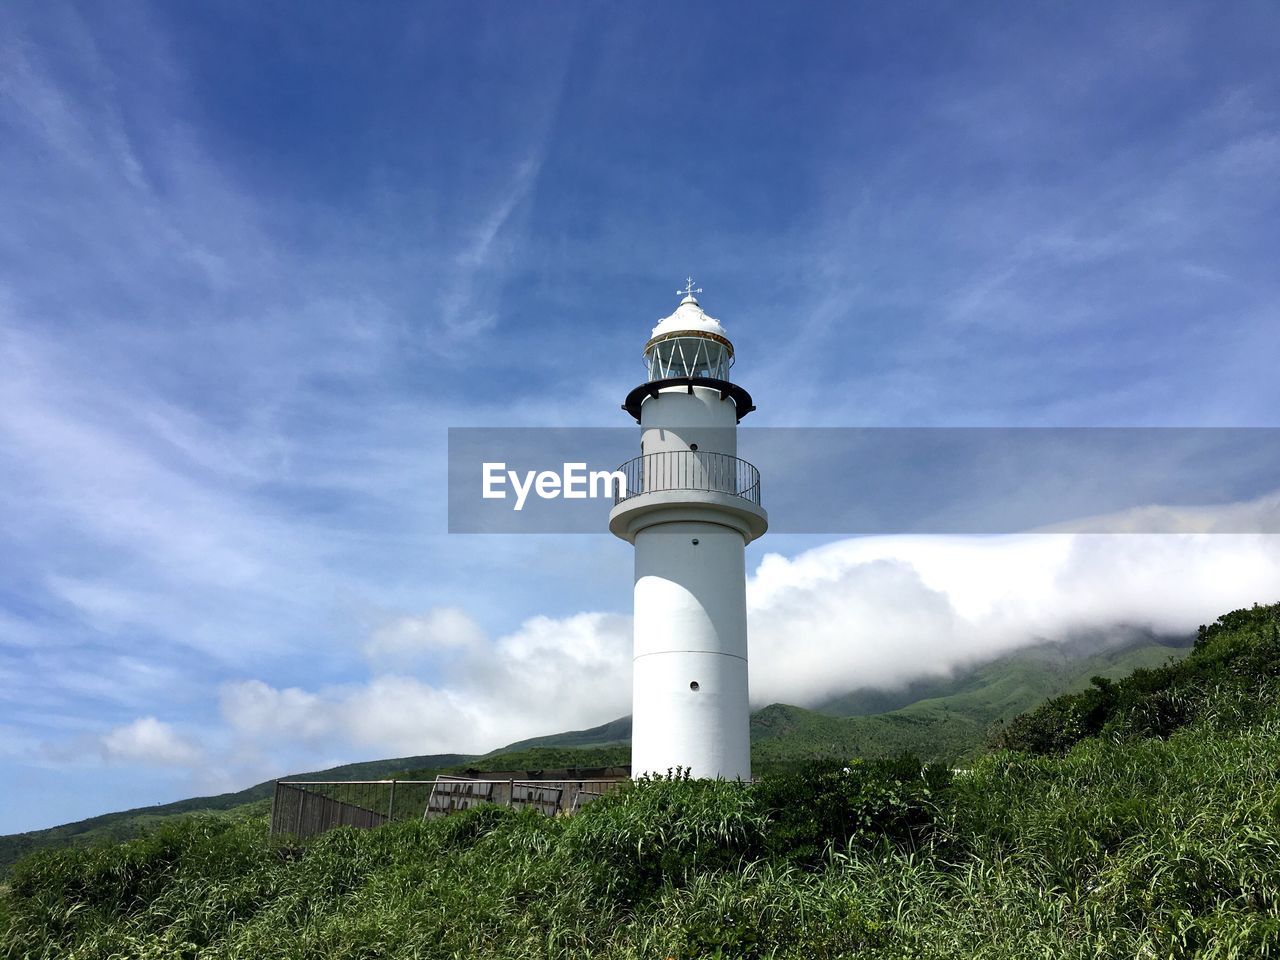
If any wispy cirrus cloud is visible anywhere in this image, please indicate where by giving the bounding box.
[0,0,598,829]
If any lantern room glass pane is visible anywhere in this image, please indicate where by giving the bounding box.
[646,336,731,382]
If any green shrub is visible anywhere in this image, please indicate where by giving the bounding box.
[753,755,951,864]
[557,770,765,905]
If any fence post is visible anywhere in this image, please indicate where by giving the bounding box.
[507,779,514,807]
[388,780,396,822]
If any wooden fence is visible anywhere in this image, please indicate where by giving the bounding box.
[270,777,627,839]
[270,782,388,838]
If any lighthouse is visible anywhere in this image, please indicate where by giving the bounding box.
[609,279,767,780]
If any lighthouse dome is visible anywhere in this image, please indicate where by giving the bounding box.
[650,294,728,340]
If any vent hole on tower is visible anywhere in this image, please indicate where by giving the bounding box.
[690,443,699,451]
[689,681,700,692]
[691,538,699,546]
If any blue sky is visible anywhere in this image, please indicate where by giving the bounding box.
[2,1,1279,833]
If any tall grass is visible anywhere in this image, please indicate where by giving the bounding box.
[8,723,1276,959]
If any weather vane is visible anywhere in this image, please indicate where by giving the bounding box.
[678,276,703,299]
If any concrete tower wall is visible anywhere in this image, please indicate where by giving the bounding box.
[639,386,738,457]
[632,519,750,779]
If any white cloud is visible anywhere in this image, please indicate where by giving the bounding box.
[217,528,1280,765]
[363,607,487,666]
[100,717,202,767]
[220,681,332,744]
[746,532,1280,707]
[221,609,631,757]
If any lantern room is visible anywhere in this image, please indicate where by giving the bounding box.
[644,280,734,383]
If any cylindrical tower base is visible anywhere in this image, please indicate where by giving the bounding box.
[631,650,750,779]
[630,519,751,780]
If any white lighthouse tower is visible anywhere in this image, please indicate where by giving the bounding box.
[609,279,767,780]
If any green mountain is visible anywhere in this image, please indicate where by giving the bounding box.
[749,635,1189,767]
[487,715,632,754]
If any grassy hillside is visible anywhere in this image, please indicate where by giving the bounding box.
[0,753,471,876]
[3,602,1276,959]
[488,716,632,754]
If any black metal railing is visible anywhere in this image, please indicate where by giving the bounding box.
[613,450,761,506]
